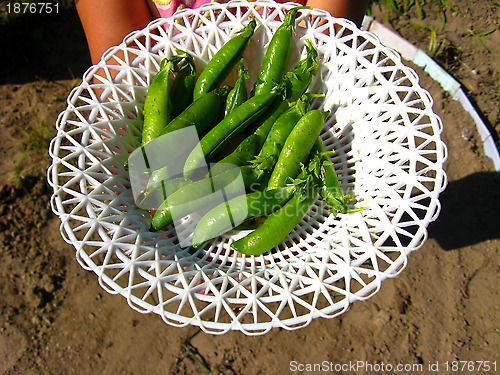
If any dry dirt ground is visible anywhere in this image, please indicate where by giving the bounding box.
[0,1,498,374]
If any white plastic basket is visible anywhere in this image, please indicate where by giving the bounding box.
[47,0,447,335]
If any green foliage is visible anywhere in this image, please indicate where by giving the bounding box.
[14,119,53,185]
[19,119,53,154]
[468,26,499,52]
[369,0,498,58]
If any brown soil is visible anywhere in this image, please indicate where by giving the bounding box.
[0,1,498,374]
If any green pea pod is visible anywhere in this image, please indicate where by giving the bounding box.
[169,51,196,118]
[183,91,279,179]
[192,149,322,247]
[311,139,360,217]
[144,87,229,194]
[191,186,295,248]
[139,176,186,210]
[311,140,341,203]
[253,6,308,96]
[158,86,230,137]
[282,39,318,101]
[230,186,318,255]
[225,60,250,116]
[142,58,174,145]
[151,166,258,231]
[143,88,229,194]
[203,133,260,186]
[145,158,183,194]
[250,39,319,147]
[209,134,259,178]
[267,110,329,189]
[193,18,257,101]
[251,95,311,176]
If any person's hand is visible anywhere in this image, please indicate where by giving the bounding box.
[307,0,370,27]
[76,0,154,65]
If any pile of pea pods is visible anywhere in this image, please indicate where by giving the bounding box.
[138,7,358,255]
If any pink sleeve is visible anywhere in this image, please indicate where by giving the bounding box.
[154,0,212,19]
[153,0,307,19]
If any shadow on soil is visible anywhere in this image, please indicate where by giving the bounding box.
[0,4,90,84]
[428,171,500,250]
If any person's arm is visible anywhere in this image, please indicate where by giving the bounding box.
[306,0,370,27]
[76,0,154,65]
